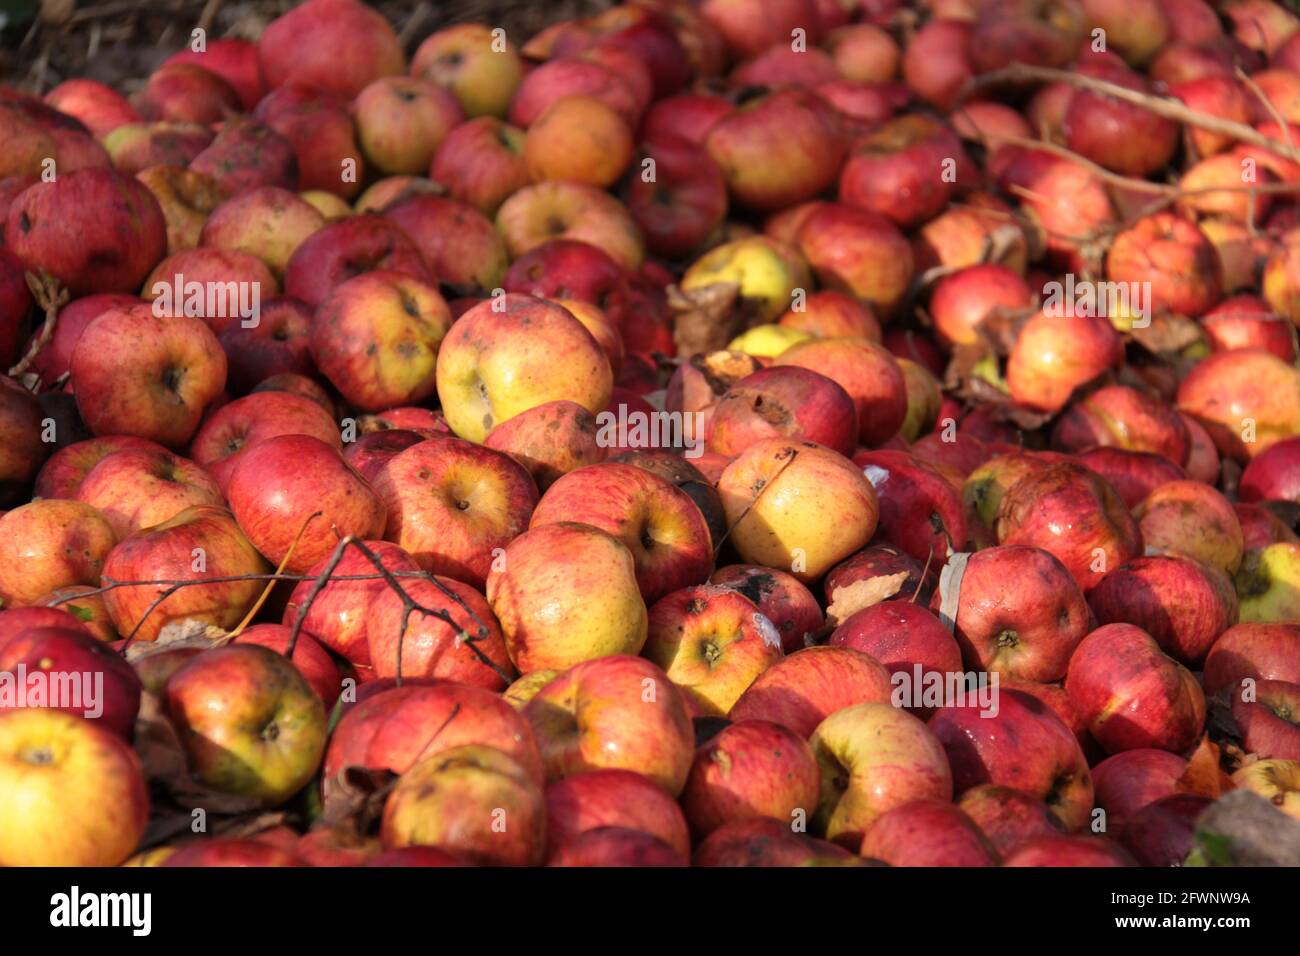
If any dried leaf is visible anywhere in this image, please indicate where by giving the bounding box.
[1189,790,1300,866]
[826,572,910,626]
[935,552,971,633]
[667,281,746,357]
[1176,735,1235,799]
[317,766,398,838]
[124,629,222,663]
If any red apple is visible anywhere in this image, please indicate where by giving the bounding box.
[859,799,1000,866]
[956,784,1067,857]
[544,768,690,861]
[1203,621,1300,694]
[729,645,893,738]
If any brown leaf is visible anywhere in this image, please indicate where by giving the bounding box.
[1176,735,1236,799]
[317,766,399,838]
[826,572,910,627]
[935,552,971,633]
[667,281,748,357]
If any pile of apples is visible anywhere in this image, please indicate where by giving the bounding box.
[1,0,1299,869]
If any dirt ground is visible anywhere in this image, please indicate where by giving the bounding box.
[0,0,613,93]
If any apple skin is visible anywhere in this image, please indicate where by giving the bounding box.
[435,294,613,445]
[1064,71,1180,177]
[24,293,137,390]
[33,434,165,501]
[1203,622,1300,695]
[1075,447,1186,510]
[548,827,685,866]
[692,816,858,867]
[643,585,782,717]
[381,195,507,294]
[1116,793,1212,867]
[1236,502,1300,550]
[105,122,214,177]
[0,500,116,608]
[410,23,524,119]
[641,92,732,146]
[524,654,694,795]
[1002,835,1134,867]
[729,646,894,739]
[353,76,463,177]
[1006,310,1123,414]
[0,708,148,866]
[1230,758,1300,821]
[508,58,642,130]
[839,114,965,229]
[1088,555,1238,666]
[856,450,969,567]
[101,504,269,644]
[705,89,846,212]
[144,247,280,337]
[680,719,819,838]
[134,62,240,126]
[810,701,953,848]
[1232,679,1300,759]
[1134,479,1244,576]
[1065,623,1207,754]
[487,522,647,672]
[531,462,711,605]
[937,544,1090,682]
[775,338,906,449]
[165,643,326,806]
[825,544,936,607]
[1052,385,1190,467]
[956,784,1067,857]
[5,168,166,296]
[1176,348,1300,462]
[366,574,513,691]
[830,602,961,717]
[199,187,325,281]
[544,768,690,861]
[1091,748,1188,823]
[525,95,634,189]
[626,133,728,260]
[709,564,822,655]
[282,214,432,310]
[929,688,1095,831]
[859,799,1000,866]
[430,116,530,217]
[718,439,879,584]
[796,202,915,320]
[699,0,818,59]
[323,683,542,801]
[1240,436,1300,504]
[44,78,139,136]
[929,264,1033,348]
[163,37,264,110]
[1202,296,1299,365]
[190,390,341,494]
[71,447,221,539]
[70,303,226,449]
[0,625,140,739]
[996,461,1143,593]
[231,623,341,706]
[281,539,418,666]
[777,290,880,342]
[136,165,227,255]
[227,434,387,575]
[374,436,537,590]
[381,744,545,865]
[258,0,404,100]
[484,400,606,492]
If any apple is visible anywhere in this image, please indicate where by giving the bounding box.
[258,0,403,100]
[796,202,914,319]
[496,181,644,272]
[163,37,265,111]
[165,643,326,805]
[902,19,973,111]
[706,89,845,212]
[626,133,728,260]
[0,499,115,607]
[1240,436,1300,504]
[548,827,684,866]
[159,839,302,867]
[692,816,856,867]
[860,799,1000,866]
[218,299,314,395]
[33,434,164,501]
[134,62,240,126]
[524,95,634,190]
[856,450,968,566]
[930,688,1095,831]
[1052,385,1190,467]
[227,434,386,574]
[410,23,523,119]
[1231,758,1300,821]
[371,435,537,589]
[73,447,222,539]
[709,564,822,654]
[430,116,530,216]
[1232,678,1300,759]
[699,0,818,58]
[956,785,1066,857]
[729,646,894,738]
[483,401,606,491]
[640,92,732,146]
[544,768,690,861]
[6,168,166,296]
[1208,293,1299,366]
[353,77,462,177]
[104,121,212,176]
[70,303,225,448]
[1203,622,1300,696]
[44,78,138,136]
[706,365,858,459]
[0,708,148,866]
[1236,502,1300,550]
[323,682,542,799]
[810,702,952,848]
[135,165,226,255]
[199,187,326,279]
[775,338,907,449]
[930,265,1034,349]
[717,438,879,583]
[524,654,693,794]
[381,195,507,294]
[840,114,965,229]
[1006,310,1122,413]
[1066,623,1207,754]
[36,587,116,643]
[1177,349,1300,462]
[282,215,431,310]
[190,389,341,493]
[777,290,880,342]
[1002,155,1115,274]
[435,294,612,444]
[381,744,545,864]
[1088,555,1238,666]
[1092,748,1188,824]
[829,602,960,716]
[995,461,1142,593]
[1117,793,1213,866]
[1235,542,1300,622]
[1002,835,1134,866]
[508,58,642,130]
[1134,480,1243,575]
[144,247,279,336]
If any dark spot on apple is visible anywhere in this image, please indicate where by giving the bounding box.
[686,597,707,614]
[261,721,280,742]
[18,212,30,233]
[161,367,183,392]
[996,628,1018,648]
